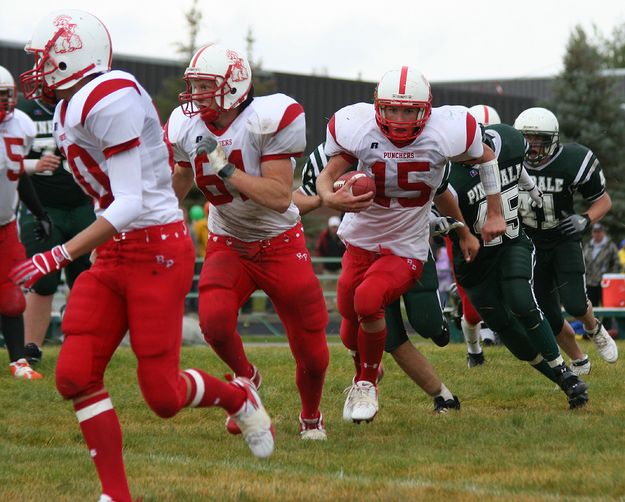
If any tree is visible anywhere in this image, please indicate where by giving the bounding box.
[548,26,625,236]
[245,26,276,97]
[597,22,625,68]
[153,0,203,120]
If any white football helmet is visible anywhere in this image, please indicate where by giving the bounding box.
[468,104,501,126]
[179,44,253,121]
[374,66,432,142]
[0,65,17,122]
[20,9,112,100]
[514,107,560,165]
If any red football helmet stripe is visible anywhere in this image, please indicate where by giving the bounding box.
[483,105,490,123]
[398,66,409,94]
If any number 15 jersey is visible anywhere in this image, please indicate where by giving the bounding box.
[325,103,482,260]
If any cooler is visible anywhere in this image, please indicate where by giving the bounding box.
[601,273,625,307]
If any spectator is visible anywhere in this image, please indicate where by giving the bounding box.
[315,216,345,272]
[188,204,208,257]
[583,223,619,306]
[618,239,625,273]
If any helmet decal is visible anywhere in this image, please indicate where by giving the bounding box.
[52,15,83,54]
[226,50,249,83]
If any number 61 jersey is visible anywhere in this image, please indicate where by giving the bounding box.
[166,94,305,242]
[325,103,482,261]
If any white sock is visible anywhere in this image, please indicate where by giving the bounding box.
[435,384,454,401]
[547,356,565,368]
[462,317,482,354]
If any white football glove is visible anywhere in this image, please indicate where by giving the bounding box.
[430,216,465,237]
[196,137,234,177]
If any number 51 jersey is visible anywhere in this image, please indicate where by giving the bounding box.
[166,94,306,242]
[325,103,482,261]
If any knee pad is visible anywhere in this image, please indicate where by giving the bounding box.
[56,336,95,400]
[198,289,239,344]
[0,282,25,317]
[353,282,385,322]
[137,358,183,419]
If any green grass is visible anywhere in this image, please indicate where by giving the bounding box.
[2,340,625,501]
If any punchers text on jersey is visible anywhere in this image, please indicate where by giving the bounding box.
[323,103,481,260]
[519,143,606,247]
[52,70,181,229]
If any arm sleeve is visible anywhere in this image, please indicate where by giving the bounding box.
[17,174,47,220]
[100,147,143,231]
[518,166,536,190]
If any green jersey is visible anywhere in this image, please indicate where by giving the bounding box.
[519,143,606,248]
[17,97,91,209]
[447,124,528,286]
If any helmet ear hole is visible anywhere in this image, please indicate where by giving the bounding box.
[230,87,237,95]
[58,62,67,71]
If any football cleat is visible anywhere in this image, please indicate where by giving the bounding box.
[24,342,42,364]
[554,363,589,409]
[98,495,113,502]
[299,413,327,440]
[350,381,379,423]
[467,351,485,368]
[10,358,43,379]
[227,377,274,458]
[433,395,461,414]
[431,319,450,347]
[570,355,591,376]
[586,319,618,363]
[225,365,262,435]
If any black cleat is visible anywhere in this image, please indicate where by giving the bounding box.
[431,319,450,347]
[467,351,485,368]
[24,343,42,364]
[554,364,589,409]
[433,395,461,414]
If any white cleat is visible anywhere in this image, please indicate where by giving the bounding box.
[228,377,275,458]
[97,496,113,502]
[350,380,378,423]
[588,319,618,363]
[570,355,591,376]
[299,413,327,440]
[342,379,358,422]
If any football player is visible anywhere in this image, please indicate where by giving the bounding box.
[515,107,618,367]
[166,44,329,439]
[294,143,461,414]
[0,64,49,380]
[17,80,96,365]
[12,10,274,501]
[316,67,507,423]
[447,122,589,409]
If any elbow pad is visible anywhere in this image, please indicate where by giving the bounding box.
[478,159,501,195]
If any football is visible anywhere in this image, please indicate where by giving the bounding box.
[333,171,376,197]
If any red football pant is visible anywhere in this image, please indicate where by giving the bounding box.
[199,224,329,419]
[444,237,481,325]
[0,220,26,316]
[337,245,423,382]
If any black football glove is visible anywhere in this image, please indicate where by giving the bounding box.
[558,212,591,236]
[33,214,53,242]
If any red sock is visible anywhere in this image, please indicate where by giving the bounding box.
[208,332,254,378]
[357,326,386,383]
[350,350,361,381]
[182,369,246,414]
[74,393,131,502]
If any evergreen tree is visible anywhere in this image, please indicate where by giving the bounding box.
[548,26,625,236]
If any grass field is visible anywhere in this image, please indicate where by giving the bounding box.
[1,338,625,501]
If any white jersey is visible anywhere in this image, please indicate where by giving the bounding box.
[166,94,305,241]
[52,70,182,231]
[325,103,482,260]
[0,110,36,225]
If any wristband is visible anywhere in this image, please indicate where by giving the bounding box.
[218,163,236,179]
